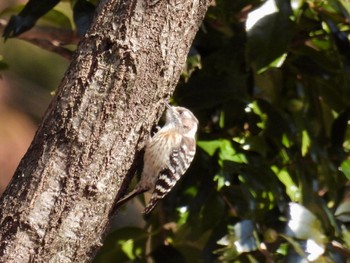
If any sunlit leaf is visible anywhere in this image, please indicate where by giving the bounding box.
[341,225,350,248]
[335,201,350,222]
[219,140,247,164]
[197,140,222,156]
[257,53,288,74]
[272,167,300,202]
[217,220,259,257]
[280,234,308,260]
[285,203,326,261]
[286,203,326,241]
[93,227,148,263]
[291,0,304,19]
[301,130,311,156]
[177,206,189,226]
[118,239,136,260]
[214,171,226,191]
[340,159,350,180]
[198,139,247,164]
[281,134,292,148]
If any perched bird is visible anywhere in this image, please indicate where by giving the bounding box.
[117,102,199,214]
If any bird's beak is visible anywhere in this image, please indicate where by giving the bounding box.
[165,102,172,110]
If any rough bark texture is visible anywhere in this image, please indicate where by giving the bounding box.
[0,0,211,262]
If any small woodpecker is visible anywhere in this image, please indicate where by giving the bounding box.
[116,102,199,214]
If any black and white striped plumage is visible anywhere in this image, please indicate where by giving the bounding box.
[116,103,198,214]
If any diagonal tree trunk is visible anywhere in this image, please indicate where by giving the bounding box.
[0,0,211,262]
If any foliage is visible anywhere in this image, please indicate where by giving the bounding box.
[1,0,95,39]
[3,0,350,262]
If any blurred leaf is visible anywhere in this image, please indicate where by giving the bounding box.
[1,4,72,31]
[216,220,260,261]
[197,140,222,156]
[340,159,350,180]
[324,18,350,61]
[214,171,226,191]
[119,239,138,260]
[301,130,311,156]
[232,220,259,253]
[198,139,247,164]
[0,55,8,71]
[40,8,72,29]
[285,202,326,261]
[182,48,202,82]
[335,201,350,222]
[341,225,350,248]
[2,0,61,39]
[286,203,325,241]
[272,167,300,202]
[219,139,247,164]
[280,234,308,262]
[93,227,148,263]
[73,0,96,36]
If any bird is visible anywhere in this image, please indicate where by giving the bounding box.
[116,102,199,214]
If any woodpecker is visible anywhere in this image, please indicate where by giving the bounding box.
[116,102,199,214]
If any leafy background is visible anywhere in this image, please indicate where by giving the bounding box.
[1,0,350,262]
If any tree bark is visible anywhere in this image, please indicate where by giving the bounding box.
[0,0,211,262]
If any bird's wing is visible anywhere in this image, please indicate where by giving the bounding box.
[143,137,196,214]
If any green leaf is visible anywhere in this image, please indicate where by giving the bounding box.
[0,55,8,71]
[197,140,222,156]
[335,201,350,222]
[272,167,300,202]
[198,139,247,164]
[118,239,137,260]
[301,130,311,156]
[219,139,247,164]
[214,171,226,191]
[93,227,148,263]
[340,159,350,180]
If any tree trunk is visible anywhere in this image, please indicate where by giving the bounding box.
[0,0,211,262]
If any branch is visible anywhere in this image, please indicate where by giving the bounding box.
[0,19,79,60]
